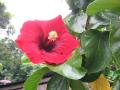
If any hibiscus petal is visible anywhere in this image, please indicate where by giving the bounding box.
[35,15,68,38]
[42,51,71,64]
[53,33,79,55]
[16,42,44,64]
[48,15,68,37]
[18,21,44,43]
[16,21,45,64]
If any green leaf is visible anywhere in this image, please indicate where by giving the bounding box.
[21,54,30,64]
[81,71,101,82]
[81,30,111,74]
[66,49,82,68]
[65,0,79,12]
[87,0,120,16]
[65,12,87,33]
[46,49,87,80]
[110,21,120,68]
[24,67,49,90]
[47,74,69,90]
[112,80,120,90]
[89,15,109,30]
[101,12,120,21]
[69,80,88,90]
[65,0,87,13]
[47,64,86,80]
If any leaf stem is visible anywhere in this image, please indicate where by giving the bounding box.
[85,16,91,30]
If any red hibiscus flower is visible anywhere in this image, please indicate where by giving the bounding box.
[16,15,79,64]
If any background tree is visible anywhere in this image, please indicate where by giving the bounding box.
[0,2,11,29]
[0,1,38,85]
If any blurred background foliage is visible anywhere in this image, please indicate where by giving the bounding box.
[0,1,39,85]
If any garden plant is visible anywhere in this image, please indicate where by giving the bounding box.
[16,0,120,90]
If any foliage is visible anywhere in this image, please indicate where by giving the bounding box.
[0,1,39,85]
[46,49,87,80]
[0,2,11,29]
[0,38,20,80]
[24,67,49,90]
[47,74,69,90]
[0,38,39,83]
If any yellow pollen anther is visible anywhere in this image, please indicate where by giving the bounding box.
[48,31,58,41]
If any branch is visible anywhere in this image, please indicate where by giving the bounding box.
[85,16,91,30]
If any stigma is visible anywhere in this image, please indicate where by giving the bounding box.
[48,31,58,41]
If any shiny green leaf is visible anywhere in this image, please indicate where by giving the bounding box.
[81,30,111,74]
[65,12,87,33]
[66,49,82,68]
[87,0,120,16]
[69,80,88,90]
[81,71,101,82]
[113,80,120,90]
[24,67,49,90]
[46,49,87,80]
[47,74,69,90]
[65,0,87,13]
[48,64,86,80]
[110,21,120,68]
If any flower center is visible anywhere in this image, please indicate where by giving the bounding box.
[39,31,58,52]
[48,31,58,41]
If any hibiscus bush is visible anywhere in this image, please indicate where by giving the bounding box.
[16,0,120,90]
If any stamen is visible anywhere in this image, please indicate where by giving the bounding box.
[48,31,58,41]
